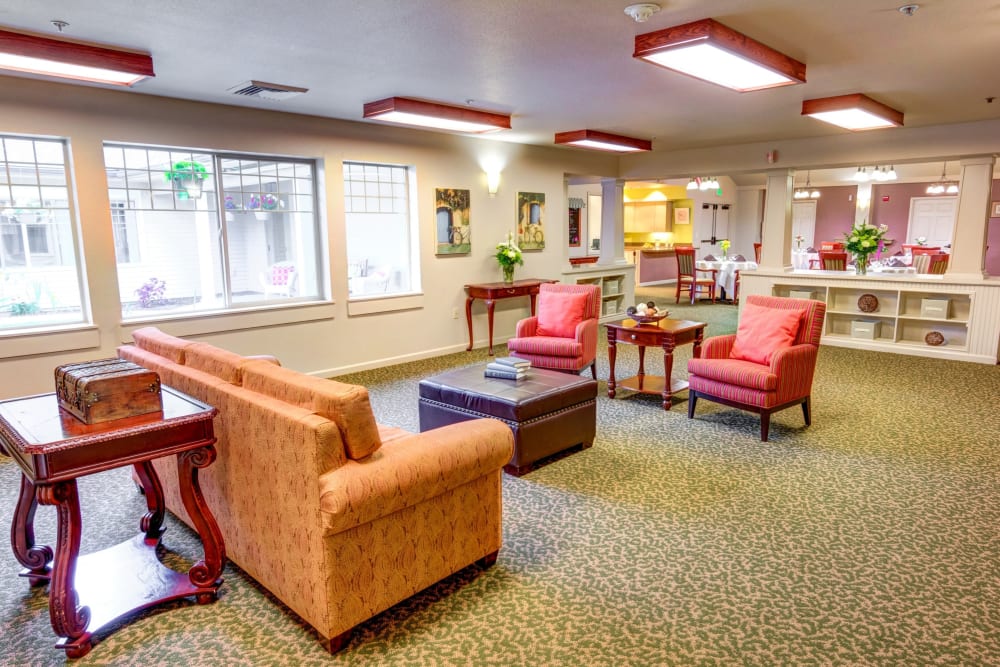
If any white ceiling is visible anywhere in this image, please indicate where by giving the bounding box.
[3,0,999,182]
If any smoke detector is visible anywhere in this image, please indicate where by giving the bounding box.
[624,3,661,23]
[898,4,919,16]
[228,80,308,101]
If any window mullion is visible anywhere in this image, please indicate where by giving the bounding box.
[213,155,234,307]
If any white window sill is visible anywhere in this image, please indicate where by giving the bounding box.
[119,300,336,340]
[347,291,423,316]
[0,324,101,360]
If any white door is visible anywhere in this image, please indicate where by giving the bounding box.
[792,201,817,249]
[907,197,956,248]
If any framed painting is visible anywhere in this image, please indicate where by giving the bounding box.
[674,207,690,225]
[991,201,1000,218]
[517,192,545,250]
[568,208,581,247]
[435,188,471,255]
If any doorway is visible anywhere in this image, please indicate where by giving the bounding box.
[792,201,817,249]
[907,197,957,247]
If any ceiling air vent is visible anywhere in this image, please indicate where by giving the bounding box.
[228,80,308,101]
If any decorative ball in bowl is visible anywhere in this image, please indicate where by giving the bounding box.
[626,301,669,323]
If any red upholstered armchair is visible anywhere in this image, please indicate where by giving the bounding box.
[506,283,601,378]
[686,295,826,441]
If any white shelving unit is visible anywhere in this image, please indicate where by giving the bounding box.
[737,270,1000,364]
[563,265,635,322]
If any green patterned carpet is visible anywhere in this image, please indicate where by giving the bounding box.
[2,286,998,666]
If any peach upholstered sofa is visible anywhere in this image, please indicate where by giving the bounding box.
[118,327,514,652]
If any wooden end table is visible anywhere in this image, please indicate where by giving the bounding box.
[606,317,706,410]
[464,278,556,355]
[0,385,225,659]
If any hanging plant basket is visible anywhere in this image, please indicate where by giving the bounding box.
[164,161,208,199]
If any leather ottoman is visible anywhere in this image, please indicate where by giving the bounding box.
[418,366,597,476]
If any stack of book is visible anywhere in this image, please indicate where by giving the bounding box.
[484,356,531,380]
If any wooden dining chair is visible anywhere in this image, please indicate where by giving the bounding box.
[819,251,848,271]
[820,241,844,252]
[910,246,941,256]
[674,246,716,305]
[927,253,949,274]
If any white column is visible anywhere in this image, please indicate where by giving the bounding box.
[598,178,628,266]
[948,155,995,279]
[760,169,794,269]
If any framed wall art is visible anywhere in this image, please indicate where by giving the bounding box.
[991,201,1000,218]
[435,188,471,255]
[516,191,545,250]
[674,207,690,225]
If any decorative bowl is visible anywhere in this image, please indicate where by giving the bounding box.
[857,293,879,313]
[925,331,945,346]
[632,312,669,324]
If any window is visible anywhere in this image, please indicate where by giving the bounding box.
[0,135,86,329]
[343,161,420,298]
[103,144,323,320]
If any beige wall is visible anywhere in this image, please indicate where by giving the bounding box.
[0,75,617,398]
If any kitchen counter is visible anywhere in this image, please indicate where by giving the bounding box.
[627,247,678,286]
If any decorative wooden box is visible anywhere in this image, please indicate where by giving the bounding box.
[54,358,162,424]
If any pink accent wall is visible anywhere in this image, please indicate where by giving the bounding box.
[870,182,939,254]
[987,179,1000,276]
[813,186,857,248]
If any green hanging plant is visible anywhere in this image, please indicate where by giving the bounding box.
[164,161,208,199]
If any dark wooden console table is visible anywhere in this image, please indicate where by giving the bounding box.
[464,278,556,355]
[606,317,706,410]
[0,385,224,659]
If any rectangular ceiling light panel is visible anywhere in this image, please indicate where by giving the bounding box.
[554,129,652,152]
[801,94,904,130]
[634,18,805,92]
[0,28,154,86]
[363,97,511,133]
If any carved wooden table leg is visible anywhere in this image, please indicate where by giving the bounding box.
[637,345,647,391]
[133,461,166,543]
[177,446,225,603]
[606,326,618,398]
[37,480,92,659]
[465,296,475,351]
[661,336,676,410]
[12,474,53,585]
[485,298,497,355]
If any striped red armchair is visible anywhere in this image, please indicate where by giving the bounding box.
[506,283,601,378]
[686,295,826,441]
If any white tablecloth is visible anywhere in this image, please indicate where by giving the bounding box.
[696,260,758,298]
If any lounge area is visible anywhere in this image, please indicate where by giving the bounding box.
[2,294,997,664]
[1,2,1000,664]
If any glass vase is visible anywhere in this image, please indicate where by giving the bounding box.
[502,264,515,283]
[855,255,868,275]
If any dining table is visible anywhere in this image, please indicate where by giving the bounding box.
[696,258,758,301]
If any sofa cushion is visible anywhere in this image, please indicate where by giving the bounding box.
[730,302,804,366]
[185,342,255,385]
[130,326,193,364]
[536,289,589,339]
[242,360,382,460]
[506,336,583,358]
[688,357,778,391]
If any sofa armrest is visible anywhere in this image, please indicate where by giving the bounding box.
[318,418,514,535]
[515,316,538,338]
[701,334,736,359]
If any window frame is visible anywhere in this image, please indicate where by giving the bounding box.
[103,143,329,324]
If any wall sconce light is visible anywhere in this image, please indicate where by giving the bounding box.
[363,96,511,133]
[553,129,652,152]
[486,169,501,198]
[634,18,806,92]
[0,26,154,86]
[802,93,904,131]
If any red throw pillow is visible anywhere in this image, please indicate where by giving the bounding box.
[730,302,805,365]
[536,290,590,338]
